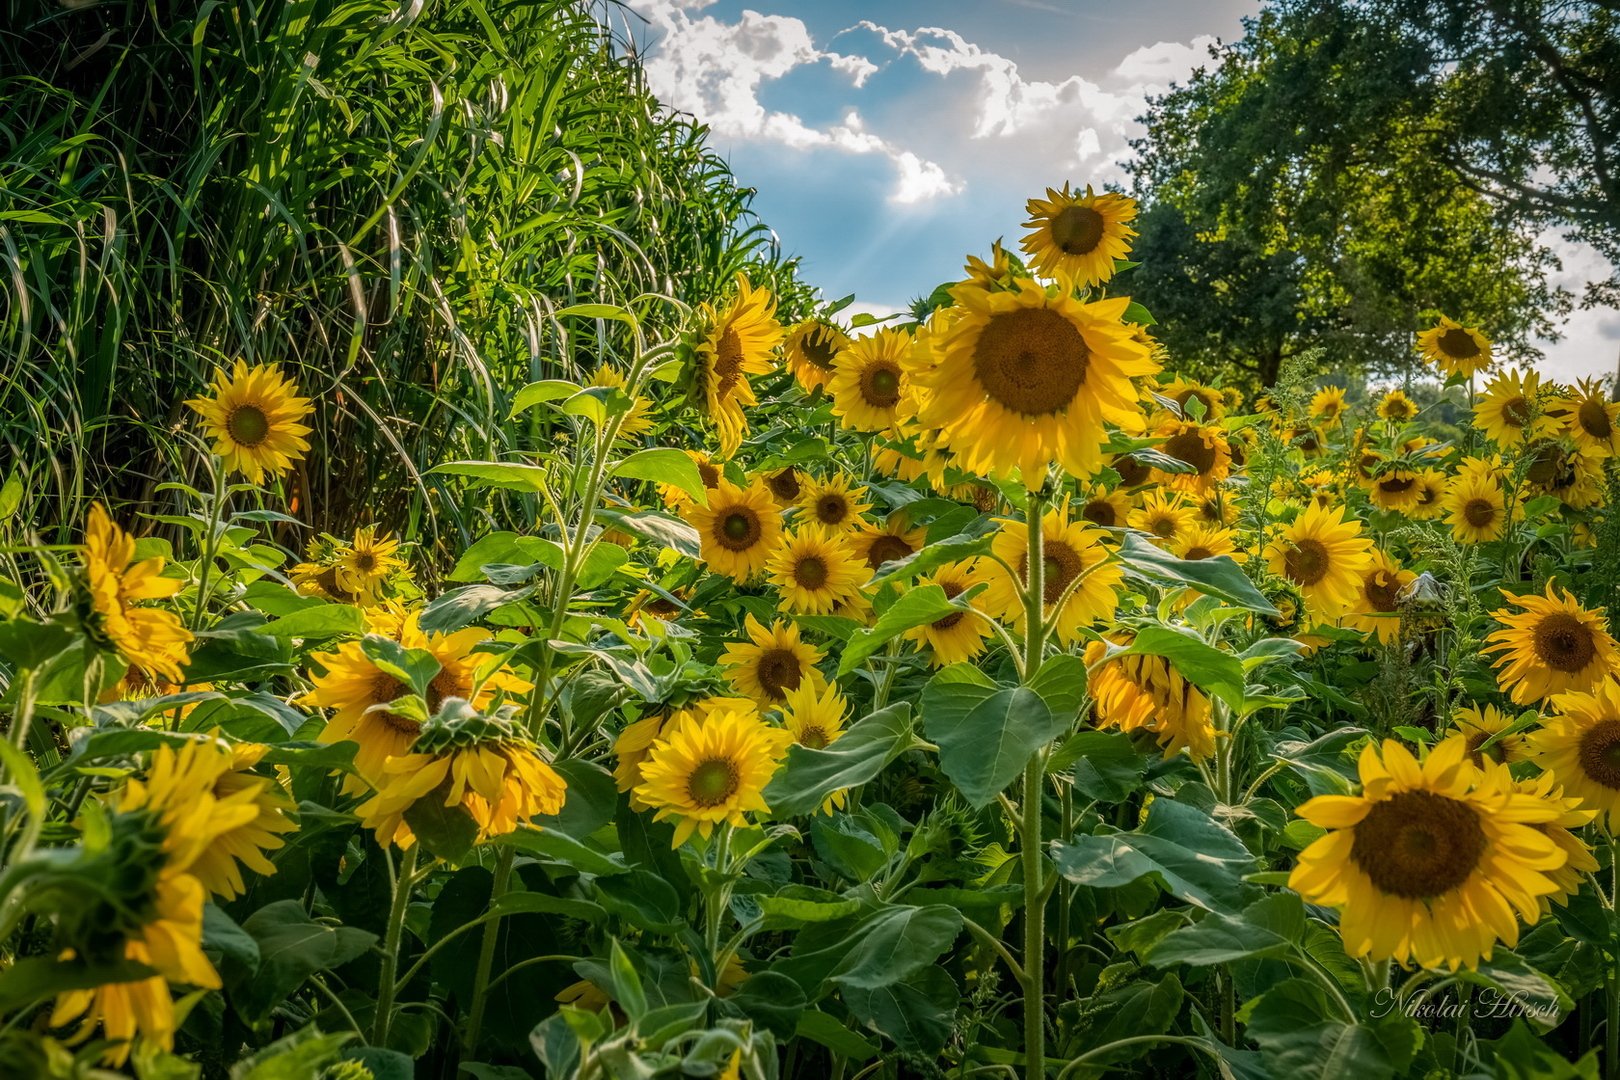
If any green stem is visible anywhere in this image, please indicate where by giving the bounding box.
[190,455,229,631]
[1608,833,1619,1080]
[1021,484,1047,1078]
[461,845,514,1055]
[372,844,419,1047]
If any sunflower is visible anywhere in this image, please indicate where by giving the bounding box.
[963,240,1022,291]
[1417,317,1492,379]
[1171,523,1236,562]
[83,504,192,683]
[785,318,850,393]
[1288,423,1325,457]
[659,451,724,509]
[1451,703,1527,766]
[1018,183,1138,287]
[332,525,405,606]
[1264,503,1375,621]
[1443,470,1510,544]
[625,587,688,629]
[828,327,914,434]
[692,274,784,458]
[185,360,313,484]
[1367,469,1423,514]
[1530,680,1620,828]
[1110,451,1152,489]
[1129,490,1198,546]
[1341,550,1414,644]
[1084,637,1215,760]
[780,682,851,813]
[763,466,804,506]
[1475,369,1556,447]
[589,365,655,440]
[1513,772,1598,910]
[977,504,1122,646]
[851,514,927,572]
[1483,584,1620,704]
[682,477,783,583]
[614,712,673,812]
[1155,376,1226,424]
[1308,386,1349,425]
[765,526,868,615]
[903,561,993,667]
[1194,491,1238,526]
[1376,388,1419,422]
[155,742,297,900]
[720,615,829,706]
[635,707,788,847]
[1151,419,1232,494]
[914,278,1157,484]
[1289,736,1568,971]
[1412,468,1448,520]
[1300,468,1338,509]
[1078,486,1133,529]
[1554,377,1620,458]
[797,473,873,532]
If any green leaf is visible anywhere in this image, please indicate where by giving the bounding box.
[764,704,913,818]
[496,826,626,877]
[868,518,996,585]
[1491,1018,1600,1079]
[829,904,964,991]
[595,870,683,934]
[0,956,157,1015]
[611,448,707,505]
[1148,893,1303,967]
[843,966,958,1053]
[429,460,551,494]
[1118,533,1278,613]
[1050,798,1256,910]
[1107,625,1247,711]
[795,1009,878,1060]
[228,1025,355,1080]
[757,887,863,928]
[1027,652,1088,720]
[226,901,378,1023]
[508,379,584,417]
[1063,730,1150,804]
[403,792,480,862]
[839,584,980,676]
[1244,978,1421,1080]
[417,583,537,635]
[257,603,365,641]
[922,668,1066,808]
[596,508,700,558]
[726,970,807,1040]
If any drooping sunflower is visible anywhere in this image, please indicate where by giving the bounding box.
[914,279,1157,484]
[1151,419,1232,494]
[333,525,405,606]
[720,615,829,706]
[1171,523,1236,562]
[828,327,914,434]
[635,707,788,847]
[1451,703,1527,766]
[682,477,783,583]
[1341,549,1414,644]
[83,504,193,683]
[850,514,927,573]
[1530,679,1620,828]
[156,742,297,901]
[1554,377,1620,458]
[1308,385,1349,425]
[1417,317,1492,379]
[1084,637,1215,760]
[1264,502,1375,621]
[1377,388,1419,422]
[903,560,992,667]
[1129,490,1198,546]
[589,365,656,440]
[1019,183,1138,287]
[185,360,313,484]
[1289,736,1568,971]
[691,274,784,458]
[765,526,868,615]
[779,681,851,813]
[1110,451,1152,489]
[797,473,873,532]
[1483,584,1620,704]
[1367,469,1424,514]
[977,505,1122,646]
[1475,368,1557,447]
[785,318,851,393]
[1443,470,1510,544]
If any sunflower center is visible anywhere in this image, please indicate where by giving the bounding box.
[687,758,740,807]
[1050,205,1106,255]
[1377,476,1415,496]
[1533,612,1597,673]
[933,579,968,630]
[1437,328,1481,360]
[1283,538,1330,586]
[1417,484,1439,507]
[1462,498,1497,528]
[1350,790,1485,899]
[972,307,1089,418]
[1113,455,1149,487]
[426,668,464,711]
[1525,442,1563,486]
[227,405,271,448]
[1020,540,1082,605]
[803,329,840,370]
[794,556,829,589]
[1576,719,1620,790]
[716,509,761,551]
[1183,545,1213,560]
[1162,428,1219,476]
[865,534,915,569]
[1464,730,1508,767]
[755,648,803,698]
[860,362,903,408]
[1580,400,1613,439]
[698,462,721,489]
[1364,573,1401,612]
[714,328,745,393]
[371,674,423,734]
[766,469,800,501]
[798,725,830,750]
[354,552,377,573]
[1082,499,1117,527]
[816,495,849,526]
[1501,396,1531,428]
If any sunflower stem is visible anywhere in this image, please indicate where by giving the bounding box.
[462,844,514,1057]
[190,454,229,631]
[1020,483,1048,1078]
[373,843,419,1048]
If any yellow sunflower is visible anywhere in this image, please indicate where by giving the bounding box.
[1084,637,1215,760]
[765,526,868,615]
[1171,523,1236,562]
[589,365,655,440]
[1110,451,1153,489]
[1417,317,1492,379]
[149,742,298,901]
[1289,736,1568,971]
[1475,368,1557,447]
[828,327,914,434]
[1513,772,1598,910]
[763,466,804,507]
[780,682,852,813]
[1130,490,1198,546]
[1018,183,1138,287]
[1412,468,1448,520]
[185,360,313,484]
[1451,703,1527,766]
[903,560,993,667]
[914,279,1157,484]
[682,477,783,583]
[1367,469,1424,514]
[659,451,723,510]
[977,504,1122,646]
[1154,376,1227,424]
[333,525,405,606]
[1443,470,1510,544]
[851,514,927,573]
[1308,386,1349,425]
[635,707,788,847]
[1553,377,1620,458]
[719,615,829,706]
[1151,419,1233,494]
[1376,388,1419,422]
[796,473,873,532]
[1073,485,1129,530]
[1530,679,1620,828]
[692,274,784,458]
[785,318,851,393]
[1264,503,1375,621]
[83,504,192,683]
[1341,550,1415,644]
[1483,584,1620,704]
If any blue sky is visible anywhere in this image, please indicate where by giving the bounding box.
[623,0,1614,380]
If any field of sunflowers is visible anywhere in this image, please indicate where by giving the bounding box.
[6,2,1620,1080]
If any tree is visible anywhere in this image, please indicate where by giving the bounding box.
[1127,2,1577,387]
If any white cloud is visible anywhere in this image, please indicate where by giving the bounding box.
[1536,232,1620,384]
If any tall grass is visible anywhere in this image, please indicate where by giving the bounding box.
[0,0,807,563]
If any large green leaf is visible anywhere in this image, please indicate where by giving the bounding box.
[829,904,964,991]
[764,704,913,818]
[1118,533,1278,613]
[1050,798,1256,910]
[1106,624,1247,711]
[1148,892,1304,967]
[838,585,982,676]
[417,582,538,634]
[611,448,707,504]
[868,518,996,585]
[0,956,157,1014]
[428,460,551,494]
[1243,978,1422,1080]
[595,508,700,558]
[225,901,378,1023]
[843,966,958,1054]
[922,667,1066,808]
[257,603,365,641]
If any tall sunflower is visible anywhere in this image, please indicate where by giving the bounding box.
[1443,470,1510,544]
[1171,523,1236,562]
[1483,584,1620,704]
[720,615,828,706]
[828,327,914,434]
[1289,736,1568,971]
[914,279,1157,484]
[1367,469,1424,515]
[185,361,314,484]
[1077,486,1132,529]
[83,504,193,683]
[691,274,784,458]
[1475,368,1556,447]
[1308,386,1348,425]
[635,707,788,847]
[333,525,405,606]
[1417,317,1492,379]
[1129,490,1198,546]
[1554,377,1620,458]
[903,561,992,667]
[682,477,783,583]
[977,504,1122,646]
[1377,389,1419,422]
[796,472,873,532]
[763,466,804,507]
[1532,680,1620,828]
[1341,549,1414,644]
[765,526,868,615]
[1018,183,1138,287]
[779,682,851,813]
[590,365,655,440]
[851,514,927,572]
[785,318,850,393]
[1451,703,1527,766]
[1264,503,1375,621]
[1151,419,1232,494]
[1412,467,1449,520]
[1084,637,1215,759]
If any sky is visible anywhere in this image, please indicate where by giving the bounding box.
[617,0,1618,383]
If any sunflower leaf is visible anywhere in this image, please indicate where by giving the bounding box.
[837,583,985,676]
[611,448,708,505]
[922,669,1067,808]
[1117,533,1278,614]
[764,703,913,818]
